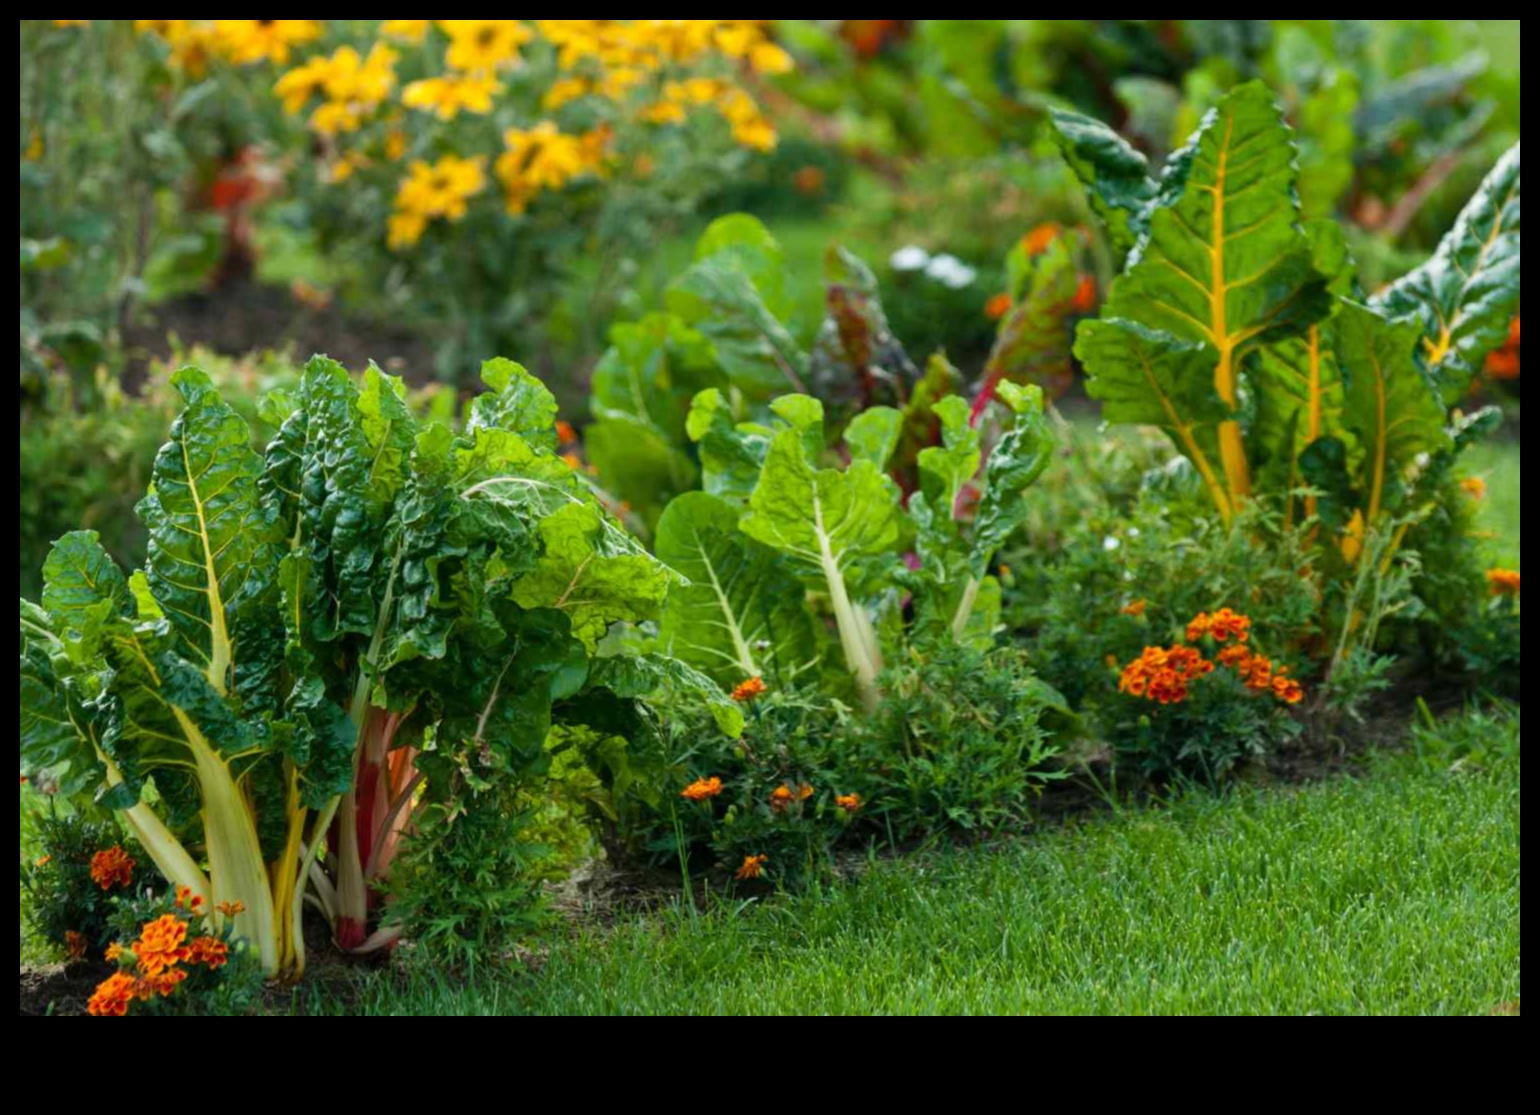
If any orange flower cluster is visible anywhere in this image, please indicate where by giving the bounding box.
[1488,569,1521,597]
[1187,608,1251,644]
[835,794,863,815]
[1120,610,1305,707]
[731,677,768,703]
[88,912,233,1018]
[769,783,816,813]
[89,846,135,891]
[1119,645,1214,705]
[735,854,769,881]
[985,292,1013,322]
[680,776,724,802]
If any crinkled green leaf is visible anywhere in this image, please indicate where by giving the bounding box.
[984,234,1084,400]
[1374,143,1521,404]
[358,363,419,508]
[1332,301,1452,522]
[583,653,744,740]
[741,403,905,593]
[139,366,273,694]
[42,532,132,656]
[1050,108,1159,254]
[844,406,904,471]
[1104,83,1329,359]
[971,384,1054,576]
[509,502,678,651]
[668,217,808,400]
[1076,319,1233,513]
[916,396,981,517]
[687,388,772,503]
[468,358,560,451]
[656,492,820,688]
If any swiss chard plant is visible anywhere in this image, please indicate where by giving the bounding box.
[20,356,738,979]
[1055,82,1519,577]
[656,381,1053,711]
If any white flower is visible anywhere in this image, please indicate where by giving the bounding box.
[925,253,978,290]
[1103,536,1122,553]
[890,246,931,272]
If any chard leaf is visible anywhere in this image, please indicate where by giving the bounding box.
[667,216,809,399]
[509,502,678,650]
[740,399,905,594]
[971,384,1054,576]
[1050,108,1159,253]
[42,532,132,655]
[983,233,1084,400]
[687,388,772,503]
[468,358,560,451]
[916,396,981,517]
[844,406,905,471]
[358,363,419,508]
[1075,318,1233,516]
[1100,82,1331,509]
[1374,143,1521,404]
[655,492,820,688]
[583,653,745,740]
[20,619,102,797]
[139,367,272,695]
[296,359,389,641]
[1332,301,1452,524]
[809,246,918,415]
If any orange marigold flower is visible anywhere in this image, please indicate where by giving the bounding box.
[189,936,230,971]
[735,854,770,882]
[985,292,1013,322]
[1120,644,1214,706]
[1488,569,1521,597]
[216,901,247,919]
[561,452,584,471]
[680,776,724,803]
[1071,274,1098,314]
[105,942,126,964]
[1460,477,1488,501]
[556,420,579,446]
[731,677,768,703]
[174,884,204,911]
[836,794,863,815]
[65,931,88,964]
[1189,608,1250,644]
[88,972,139,1018]
[1121,599,1148,618]
[89,846,135,891]
[1217,644,1252,670]
[1273,676,1305,706]
[132,915,191,977]
[34,855,51,868]
[769,784,798,812]
[1241,655,1275,692]
[1022,222,1061,257]
[136,967,188,999]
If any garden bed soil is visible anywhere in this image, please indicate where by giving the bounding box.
[123,278,439,390]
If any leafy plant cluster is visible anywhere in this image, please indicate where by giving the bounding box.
[20,354,739,979]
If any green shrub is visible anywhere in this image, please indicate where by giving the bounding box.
[19,800,158,969]
[843,644,1064,841]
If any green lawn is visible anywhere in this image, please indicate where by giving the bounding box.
[308,720,1519,1016]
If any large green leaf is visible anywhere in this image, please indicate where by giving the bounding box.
[42,531,132,655]
[139,367,273,695]
[1100,82,1330,509]
[1076,318,1235,518]
[509,501,678,650]
[655,492,820,688]
[667,216,809,400]
[583,653,745,740]
[468,358,560,452]
[740,398,905,594]
[982,233,1084,400]
[1049,108,1158,253]
[970,384,1054,576]
[584,416,699,533]
[1332,301,1452,524]
[1374,143,1521,404]
[687,388,774,504]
